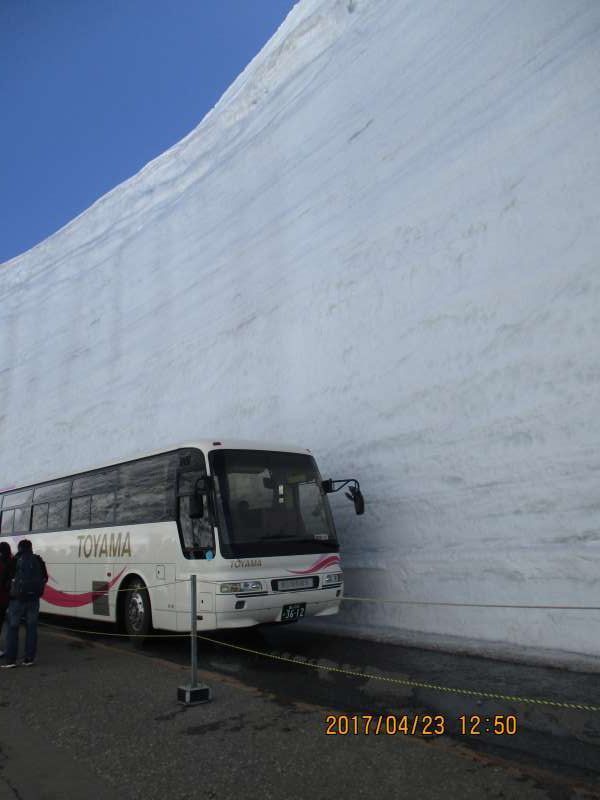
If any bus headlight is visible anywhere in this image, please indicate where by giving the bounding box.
[220,581,264,594]
[323,572,343,586]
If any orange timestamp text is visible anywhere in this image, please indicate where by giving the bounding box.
[324,713,518,736]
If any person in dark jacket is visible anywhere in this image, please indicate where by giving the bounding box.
[1,539,48,668]
[0,542,13,657]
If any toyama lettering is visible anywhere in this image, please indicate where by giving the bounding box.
[231,558,262,569]
[77,532,132,558]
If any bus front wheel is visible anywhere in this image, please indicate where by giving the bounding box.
[122,578,152,645]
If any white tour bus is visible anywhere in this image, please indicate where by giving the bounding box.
[0,440,364,639]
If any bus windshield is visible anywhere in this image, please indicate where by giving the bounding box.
[210,450,338,558]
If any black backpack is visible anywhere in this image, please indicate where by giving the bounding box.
[11,553,46,599]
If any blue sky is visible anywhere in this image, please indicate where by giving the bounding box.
[0,0,297,264]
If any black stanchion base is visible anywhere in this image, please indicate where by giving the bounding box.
[177,684,212,705]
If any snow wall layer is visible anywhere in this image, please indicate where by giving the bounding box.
[2,0,600,666]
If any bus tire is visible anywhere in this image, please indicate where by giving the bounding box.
[122,577,153,646]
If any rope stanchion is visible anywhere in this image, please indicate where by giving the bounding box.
[177,575,211,705]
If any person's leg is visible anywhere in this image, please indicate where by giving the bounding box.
[0,606,6,654]
[24,598,40,662]
[5,600,22,664]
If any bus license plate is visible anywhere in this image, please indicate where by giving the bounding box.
[281,603,306,621]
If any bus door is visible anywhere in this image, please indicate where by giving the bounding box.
[175,469,215,627]
[149,560,177,629]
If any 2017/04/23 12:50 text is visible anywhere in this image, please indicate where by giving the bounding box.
[324,714,518,736]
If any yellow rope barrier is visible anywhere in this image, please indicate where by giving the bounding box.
[47,578,600,611]
[38,622,600,713]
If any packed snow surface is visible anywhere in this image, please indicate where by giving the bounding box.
[2,0,600,662]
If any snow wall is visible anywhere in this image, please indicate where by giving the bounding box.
[2,0,600,666]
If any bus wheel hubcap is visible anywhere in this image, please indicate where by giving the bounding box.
[128,591,145,632]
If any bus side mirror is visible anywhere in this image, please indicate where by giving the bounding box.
[345,485,365,515]
[188,493,204,519]
[321,477,365,515]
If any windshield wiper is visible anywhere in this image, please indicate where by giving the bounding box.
[258,534,338,547]
[292,538,339,549]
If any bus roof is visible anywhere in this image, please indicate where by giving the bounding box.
[2,439,314,495]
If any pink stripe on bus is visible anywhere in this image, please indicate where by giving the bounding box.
[287,554,341,575]
[42,567,126,608]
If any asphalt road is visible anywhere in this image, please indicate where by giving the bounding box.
[28,613,600,799]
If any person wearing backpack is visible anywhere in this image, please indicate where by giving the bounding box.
[0,542,13,656]
[1,539,48,668]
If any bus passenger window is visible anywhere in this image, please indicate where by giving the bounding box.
[48,500,69,529]
[3,489,33,507]
[34,481,71,503]
[91,492,116,525]
[70,496,91,528]
[0,509,14,535]
[31,504,49,531]
[116,456,175,524]
[13,506,32,533]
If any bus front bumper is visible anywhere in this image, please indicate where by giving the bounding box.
[214,588,343,629]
